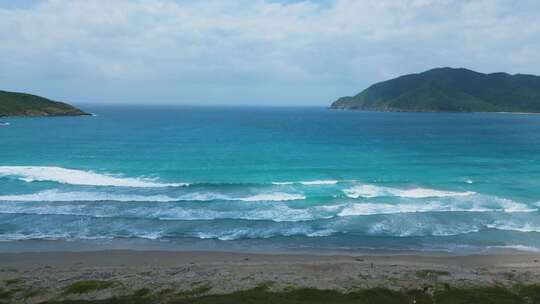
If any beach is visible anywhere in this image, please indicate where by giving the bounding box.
[3,0,540,302]
[1,249,540,303]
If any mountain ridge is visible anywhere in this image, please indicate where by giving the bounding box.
[331,67,540,113]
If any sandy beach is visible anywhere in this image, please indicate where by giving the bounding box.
[1,249,540,303]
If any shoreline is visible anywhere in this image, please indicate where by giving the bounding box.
[2,248,539,267]
[1,238,539,256]
[1,249,540,303]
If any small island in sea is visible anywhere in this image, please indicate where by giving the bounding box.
[331,67,540,113]
[0,90,89,117]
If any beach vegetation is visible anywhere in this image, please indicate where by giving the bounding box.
[25,287,47,298]
[35,284,540,304]
[434,286,522,304]
[415,270,451,279]
[0,287,16,301]
[63,280,117,295]
[158,288,175,296]
[513,284,540,303]
[4,278,23,286]
[132,288,152,298]
[175,284,212,299]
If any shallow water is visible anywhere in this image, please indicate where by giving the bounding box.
[1,106,540,253]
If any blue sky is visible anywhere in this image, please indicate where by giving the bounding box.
[1,0,539,106]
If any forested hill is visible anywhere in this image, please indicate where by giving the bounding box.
[0,90,88,117]
[331,68,540,113]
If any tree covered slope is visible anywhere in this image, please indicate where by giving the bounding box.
[0,90,88,117]
[331,68,540,112]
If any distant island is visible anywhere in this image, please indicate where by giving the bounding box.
[331,67,540,113]
[0,90,89,117]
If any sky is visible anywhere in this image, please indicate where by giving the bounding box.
[0,0,539,106]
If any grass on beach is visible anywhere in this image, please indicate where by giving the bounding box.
[0,287,15,301]
[415,269,451,279]
[32,284,540,304]
[63,280,118,295]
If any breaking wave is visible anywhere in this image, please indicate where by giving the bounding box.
[337,197,536,217]
[272,180,339,185]
[0,190,179,202]
[194,227,337,241]
[343,184,475,199]
[0,166,188,188]
[0,190,305,203]
[238,193,306,202]
[1,167,539,248]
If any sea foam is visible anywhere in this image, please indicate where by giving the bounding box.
[194,227,337,241]
[337,198,536,217]
[272,180,339,185]
[342,184,475,199]
[486,221,540,233]
[239,193,306,202]
[0,190,305,203]
[0,190,179,202]
[0,166,188,187]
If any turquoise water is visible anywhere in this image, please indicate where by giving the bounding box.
[1,106,540,253]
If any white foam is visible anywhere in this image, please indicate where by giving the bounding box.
[0,201,321,222]
[486,222,540,233]
[337,199,536,217]
[176,192,232,202]
[367,221,481,237]
[343,184,475,199]
[159,205,318,222]
[300,180,338,185]
[173,192,306,202]
[0,166,188,188]
[305,229,336,237]
[0,190,306,203]
[272,180,338,185]
[239,193,306,202]
[152,205,321,222]
[0,190,179,202]
[0,232,159,242]
[339,202,443,216]
[194,227,336,241]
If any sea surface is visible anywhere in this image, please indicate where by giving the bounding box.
[1,106,540,254]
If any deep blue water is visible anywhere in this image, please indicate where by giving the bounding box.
[1,106,540,253]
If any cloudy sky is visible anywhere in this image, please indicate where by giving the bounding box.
[1,0,539,106]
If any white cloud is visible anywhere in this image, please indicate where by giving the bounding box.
[0,0,539,105]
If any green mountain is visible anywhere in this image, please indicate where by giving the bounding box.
[331,67,540,112]
[0,90,89,117]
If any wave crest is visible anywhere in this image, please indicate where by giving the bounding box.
[0,166,188,188]
[343,184,475,199]
[0,190,306,203]
[337,197,536,217]
[272,180,339,186]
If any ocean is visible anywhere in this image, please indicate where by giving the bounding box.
[1,106,540,254]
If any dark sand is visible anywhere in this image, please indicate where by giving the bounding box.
[1,250,540,303]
